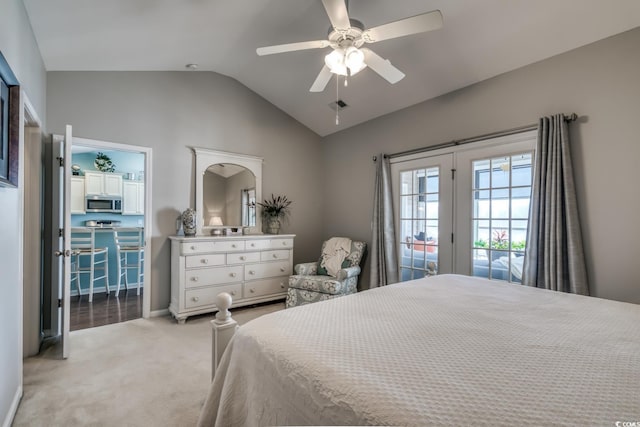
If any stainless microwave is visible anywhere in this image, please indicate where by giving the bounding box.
[85,196,122,213]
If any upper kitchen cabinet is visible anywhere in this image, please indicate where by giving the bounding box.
[71,176,86,214]
[122,180,144,215]
[85,171,123,197]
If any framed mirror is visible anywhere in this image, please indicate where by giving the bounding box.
[193,148,263,236]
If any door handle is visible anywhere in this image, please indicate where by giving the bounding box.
[55,250,71,257]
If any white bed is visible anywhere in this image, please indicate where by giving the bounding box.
[197,274,640,426]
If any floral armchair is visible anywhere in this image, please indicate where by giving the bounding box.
[286,239,367,308]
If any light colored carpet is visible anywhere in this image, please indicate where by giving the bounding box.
[14,302,284,427]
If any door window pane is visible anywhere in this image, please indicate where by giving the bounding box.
[399,166,440,280]
[471,152,532,283]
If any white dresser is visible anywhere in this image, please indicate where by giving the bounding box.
[169,234,295,323]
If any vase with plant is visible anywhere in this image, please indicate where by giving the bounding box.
[257,194,292,234]
[94,152,116,172]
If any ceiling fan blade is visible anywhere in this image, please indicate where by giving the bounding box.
[321,0,351,31]
[363,10,443,43]
[257,40,330,56]
[310,65,333,92]
[361,48,405,84]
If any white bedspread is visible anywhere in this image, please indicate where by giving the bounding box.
[198,275,640,426]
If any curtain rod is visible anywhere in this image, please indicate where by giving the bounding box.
[373,113,578,161]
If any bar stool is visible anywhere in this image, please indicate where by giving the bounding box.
[114,227,145,297]
[70,227,109,302]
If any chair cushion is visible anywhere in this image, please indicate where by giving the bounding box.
[289,275,352,295]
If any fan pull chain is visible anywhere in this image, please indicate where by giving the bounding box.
[335,74,340,125]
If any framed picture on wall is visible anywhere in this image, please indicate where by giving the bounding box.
[0,51,20,188]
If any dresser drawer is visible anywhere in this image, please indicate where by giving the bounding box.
[261,249,290,262]
[185,254,226,269]
[184,283,242,309]
[246,239,270,250]
[181,241,215,255]
[244,277,288,298]
[180,240,245,255]
[227,252,260,264]
[245,261,291,280]
[269,238,293,250]
[214,240,245,252]
[184,265,243,289]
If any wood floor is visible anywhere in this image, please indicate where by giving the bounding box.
[70,290,142,331]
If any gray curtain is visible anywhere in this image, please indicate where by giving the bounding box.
[523,114,589,295]
[370,154,398,288]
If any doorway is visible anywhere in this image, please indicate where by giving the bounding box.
[391,130,536,283]
[67,137,151,331]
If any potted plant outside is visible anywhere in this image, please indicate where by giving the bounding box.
[474,230,526,261]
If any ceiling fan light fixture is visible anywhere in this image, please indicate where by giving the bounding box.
[344,46,365,73]
[325,49,348,76]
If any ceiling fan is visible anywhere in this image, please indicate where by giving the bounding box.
[256,0,443,92]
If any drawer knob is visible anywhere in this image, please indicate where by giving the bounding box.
[201,259,208,264]
[230,272,237,278]
[240,256,246,261]
[249,288,255,293]
[248,270,255,275]
[232,244,237,248]
[191,277,199,282]
[280,283,285,289]
[282,241,287,246]
[272,254,278,259]
[230,290,236,296]
[190,245,196,250]
[192,296,199,302]
[250,243,255,247]
[280,267,286,272]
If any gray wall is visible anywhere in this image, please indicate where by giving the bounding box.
[0,0,47,424]
[322,27,640,304]
[46,71,325,313]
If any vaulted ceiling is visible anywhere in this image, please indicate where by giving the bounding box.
[23,0,640,136]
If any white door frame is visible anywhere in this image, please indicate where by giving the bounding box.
[21,92,43,358]
[71,136,153,318]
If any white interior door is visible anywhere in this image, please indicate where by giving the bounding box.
[391,154,454,280]
[51,125,72,358]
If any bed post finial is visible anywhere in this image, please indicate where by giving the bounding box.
[211,292,238,380]
[215,292,233,322]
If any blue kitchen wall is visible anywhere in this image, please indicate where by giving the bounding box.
[72,150,145,180]
[71,149,145,296]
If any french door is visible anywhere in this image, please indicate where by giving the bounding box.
[391,130,536,282]
[391,154,453,280]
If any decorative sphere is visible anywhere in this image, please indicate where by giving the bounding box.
[215,292,232,310]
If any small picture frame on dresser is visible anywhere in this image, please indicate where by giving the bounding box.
[224,227,243,236]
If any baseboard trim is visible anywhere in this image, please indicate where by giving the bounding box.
[149,308,169,318]
[2,384,22,427]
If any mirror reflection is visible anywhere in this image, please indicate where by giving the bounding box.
[203,163,256,227]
